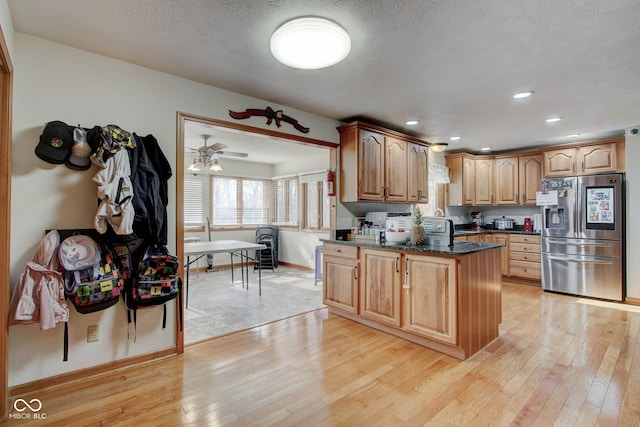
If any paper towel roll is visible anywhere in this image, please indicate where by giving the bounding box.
[533,213,542,232]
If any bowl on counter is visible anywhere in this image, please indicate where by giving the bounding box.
[385,230,411,244]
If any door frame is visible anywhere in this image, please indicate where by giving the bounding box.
[0,22,13,417]
[175,111,338,351]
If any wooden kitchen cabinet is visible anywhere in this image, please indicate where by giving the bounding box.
[495,153,543,206]
[543,140,622,177]
[519,154,543,205]
[323,244,359,314]
[384,136,408,202]
[338,121,429,203]
[474,158,494,205]
[407,142,429,202]
[446,153,476,206]
[489,233,509,276]
[360,248,402,327]
[508,234,541,280]
[402,254,457,345]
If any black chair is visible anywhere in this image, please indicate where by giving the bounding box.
[254,225,278,271]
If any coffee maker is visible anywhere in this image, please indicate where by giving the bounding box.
[471,211,484,230]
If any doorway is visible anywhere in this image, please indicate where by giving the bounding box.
[176,112,338,348]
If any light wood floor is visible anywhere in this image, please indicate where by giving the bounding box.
[5,281,640,426]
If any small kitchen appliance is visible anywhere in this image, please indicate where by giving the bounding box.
[470,211,484,230]
[523,218,532,232]
[421,216,455,247]
[493,216,516,230]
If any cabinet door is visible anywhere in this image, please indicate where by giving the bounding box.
[474,158,494,205]
[323,255,358,314]
[407,143,429,202]
[402,254,457,345]
[578,143,618,175]
[544,148,576,177]
[384,137,408,202]
[490,233,509,276]
[358,130,385,201]
[360,249,401,326]
[462,156,475,205]
[519,154,543,205]
[495,157,519,205]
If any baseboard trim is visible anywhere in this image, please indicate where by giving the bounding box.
[9,347,177,397]
[625,297,640,306]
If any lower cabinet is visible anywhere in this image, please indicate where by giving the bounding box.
[508,234,541,280]
[489,233,509,276]
[402,254,457,345]
[323,244,359,314]
[360,248,402,326]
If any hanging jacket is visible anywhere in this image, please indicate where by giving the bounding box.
[129,133,170,244]
[93,149,135,235]
[139,134,172,245]
[8,230,70,330]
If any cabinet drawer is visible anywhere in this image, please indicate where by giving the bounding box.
[323,243,358,259]
[509,234,541,244]
[510,242,541,253]
[509,260,541,280]
[509,252,541,263]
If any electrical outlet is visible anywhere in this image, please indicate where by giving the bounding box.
[87,325,99,343]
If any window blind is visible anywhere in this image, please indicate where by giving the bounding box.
[184,175,205,226]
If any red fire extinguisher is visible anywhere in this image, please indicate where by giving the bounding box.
[326,169,335,196]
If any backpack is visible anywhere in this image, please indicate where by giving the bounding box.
[124,242,182,338]
[59,235,123,314]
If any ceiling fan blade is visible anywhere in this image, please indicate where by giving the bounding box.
[207,142,227,152]
[217,150,248,158]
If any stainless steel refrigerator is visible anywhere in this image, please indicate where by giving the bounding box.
[541,173,624,301]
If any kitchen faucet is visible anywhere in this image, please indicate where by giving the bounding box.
[433,208,445,217]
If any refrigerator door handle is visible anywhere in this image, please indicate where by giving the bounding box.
[546,255,614,265]
[545,239,615,248]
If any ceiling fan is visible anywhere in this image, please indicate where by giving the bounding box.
[187,134,248,172]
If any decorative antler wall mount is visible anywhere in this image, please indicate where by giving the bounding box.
[229,106,310,134]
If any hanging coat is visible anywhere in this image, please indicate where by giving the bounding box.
[8,230,70,330]
[93,149,135,235]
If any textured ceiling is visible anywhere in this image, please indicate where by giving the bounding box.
[7,0,640,156]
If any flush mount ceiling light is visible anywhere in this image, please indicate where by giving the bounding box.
[429,143,448,152]
[566,133,581,138]
[270,17,351,69]
[480,147,492,152]
[449,136,461,141]
[545,117,563,123]
[513,91,534,99]
[406,120,419,126]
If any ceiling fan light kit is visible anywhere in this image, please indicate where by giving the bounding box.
[270,16,351,69]
[187,134,249,173]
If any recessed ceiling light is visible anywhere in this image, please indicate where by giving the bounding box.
[566,133,581,138]
[480,147,492,152]
[270,17,351,69]
[406,120,419,126]
[545,117,562,123]
[513,91,534,99]
[449,136,461,141]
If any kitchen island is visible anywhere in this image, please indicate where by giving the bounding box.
[321,238,503,360]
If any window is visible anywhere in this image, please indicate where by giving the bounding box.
[272,177,298,226]
[184,175,205,230]
[210,176,269,227]
[300,172,329,231]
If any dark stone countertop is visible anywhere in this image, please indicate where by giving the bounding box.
[320,238,503,256]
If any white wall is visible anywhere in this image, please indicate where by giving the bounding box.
[0,0,13,58]
[625,130,640,299]
[9,33,340,386]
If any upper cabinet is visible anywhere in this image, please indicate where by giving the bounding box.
[445,153,476,206]
[494,153,542,205]
[338,121,429,203]
[474,158,494,205]
[446,154,493,206]
[407,143,430,203]
[542,139,625,177]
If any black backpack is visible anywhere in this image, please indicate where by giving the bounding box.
[123,242,182,338]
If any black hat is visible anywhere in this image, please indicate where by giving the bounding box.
[35,121,74,164]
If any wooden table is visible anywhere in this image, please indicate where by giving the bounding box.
[183,240,267,308]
